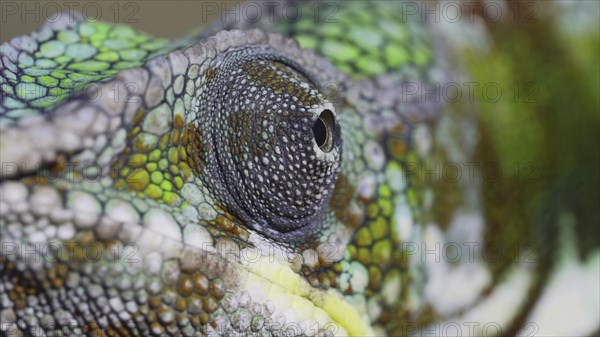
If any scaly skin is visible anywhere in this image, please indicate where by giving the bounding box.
[1,1,599,336]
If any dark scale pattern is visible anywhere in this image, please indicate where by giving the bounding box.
[197,50,342,242]
[1,231,283,336]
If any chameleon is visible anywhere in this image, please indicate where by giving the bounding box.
[1,0,598,336]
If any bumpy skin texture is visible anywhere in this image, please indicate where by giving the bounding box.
[1,1,599,337]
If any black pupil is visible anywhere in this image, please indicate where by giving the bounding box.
[313,118,327,147]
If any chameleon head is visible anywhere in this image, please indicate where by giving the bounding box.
[0,20,380,337]
[197,51,342,241]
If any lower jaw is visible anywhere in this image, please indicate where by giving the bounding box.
[236,251,376,337]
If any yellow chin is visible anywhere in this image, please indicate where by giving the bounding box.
[239,255,376,337]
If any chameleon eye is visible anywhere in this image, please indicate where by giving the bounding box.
[199,51,342,241]
[313,109,335,153]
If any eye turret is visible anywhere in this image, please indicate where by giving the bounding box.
[313,109,335,153]
[198,51,342,241]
